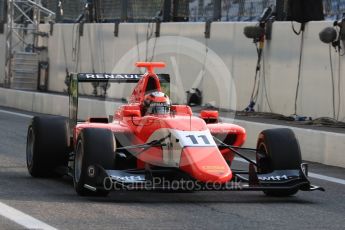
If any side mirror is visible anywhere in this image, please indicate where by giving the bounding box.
[200,110,219,124]
[171,105,192,115]
[123,109,141,117]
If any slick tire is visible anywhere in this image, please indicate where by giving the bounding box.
[26,116,70,177]
[73,128,115,197]
[256,128,302,197]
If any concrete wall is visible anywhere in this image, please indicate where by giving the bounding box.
[1,21,345,120]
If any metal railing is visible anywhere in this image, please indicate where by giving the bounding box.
[189,0,275,22]
[40,0,164,22]
[324,0,345,20]
[1,0,345,23]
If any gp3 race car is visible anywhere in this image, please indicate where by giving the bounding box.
[26,62,324,197]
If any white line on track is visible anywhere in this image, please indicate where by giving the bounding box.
[0,109,33,118]
[308,173,345,185]
[234,157,345,185]
[0,202,57,230]
[0,110,55,229]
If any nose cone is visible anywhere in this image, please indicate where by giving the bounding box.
[179,147,232,183]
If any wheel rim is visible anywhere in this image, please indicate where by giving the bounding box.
[74,141,84,183]
[26,127,34,169]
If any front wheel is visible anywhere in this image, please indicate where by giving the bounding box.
[73,128,116,196]
[256,128,302,197]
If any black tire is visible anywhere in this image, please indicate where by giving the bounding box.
[73,128,115,197]
[256,128,302,197]
[26,116,70,177]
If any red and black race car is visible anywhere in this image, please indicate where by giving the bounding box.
[26,62,324,197]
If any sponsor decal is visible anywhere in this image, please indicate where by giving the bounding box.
[258,175,289,181]
[209,129,238,133]
[112,175,145,182]
[80,73,142,79]
[77,73,169,83]
[150,102,168,107]
[151,91,165,97]
[202,165,225,174]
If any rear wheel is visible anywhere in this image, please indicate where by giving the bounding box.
[26,116,70,177]
[73,128,116,196]
[256,128,302,197]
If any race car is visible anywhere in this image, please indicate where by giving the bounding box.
[26,62,324,197]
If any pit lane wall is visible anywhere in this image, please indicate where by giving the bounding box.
[1,21,343,121]
[0,87,344,168]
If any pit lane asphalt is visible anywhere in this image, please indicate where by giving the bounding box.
[0,108,344,230]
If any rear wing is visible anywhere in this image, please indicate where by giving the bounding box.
[77,73,170,83]
[68,73,170,135]
[78,73,142,82]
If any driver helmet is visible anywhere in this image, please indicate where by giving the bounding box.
[142,91,171,115]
